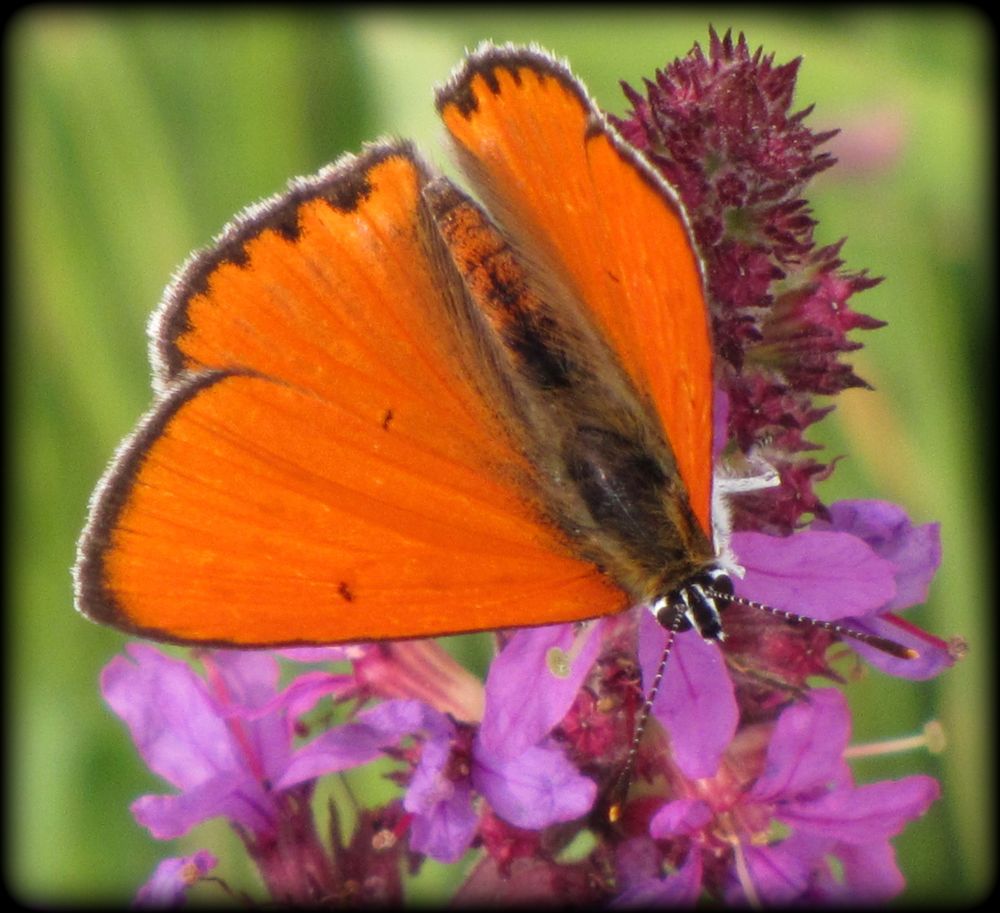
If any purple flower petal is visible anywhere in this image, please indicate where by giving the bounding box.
[614,846,703,907]
[404,716,458,812]
[732,843,811,906]
[479,621,605,760]
[639,613,737,778]
[649,798,712,837]
[817,500,941,611]
[358,697,452,741]
[848,614,955,679]
[203,650,280,711]
[200,652,294,783]
[613,836,661,893]
[407,778,478,863]
[132,774,272,839]
[824,839,906,901]
[751,689,851,801]
[472,738,596,829]
[270,670,354,721]
[278,721,402,788]
[778,775,940,843]
[394,705,481,862]
[134,850,217,907]
[278,699,443,789]
[734,530,897,621]
[102,645,238,790]
[105,645,357,841]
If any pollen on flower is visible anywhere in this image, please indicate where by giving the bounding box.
[372,828,398,851]
[547,646,572,678]
[948,636,969,660]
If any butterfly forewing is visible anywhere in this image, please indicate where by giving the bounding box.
[75,142,626,646]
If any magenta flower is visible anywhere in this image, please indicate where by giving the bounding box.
[279,624,601,863]
[101,645,345,841]
[275,697,478,861]
[102,645,354,902]
[811,499,952,677]
[636,689,939,904]
[711,499,953,687]
[134,850,217,908]
[629,498,950,784]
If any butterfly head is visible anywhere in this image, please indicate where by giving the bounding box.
[652,566,733,642]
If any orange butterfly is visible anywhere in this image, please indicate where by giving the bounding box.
[75,44,729,649]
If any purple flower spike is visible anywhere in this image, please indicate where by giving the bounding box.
[614,28,889,536]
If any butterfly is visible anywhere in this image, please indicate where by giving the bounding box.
[73,44,796,652]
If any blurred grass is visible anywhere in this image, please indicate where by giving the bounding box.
[8,6,992,905]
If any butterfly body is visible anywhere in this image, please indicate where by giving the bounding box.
[424,178,717,610]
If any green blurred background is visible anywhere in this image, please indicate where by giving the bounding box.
[8,6,992,905]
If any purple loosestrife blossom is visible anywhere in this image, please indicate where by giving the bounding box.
[621,689,941,905]
[284,624,605,865]
[99,30,955,906]
[631,496,948,781]
[133,850,218,908]
[280,678,597,863]
[102,645,356,903]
